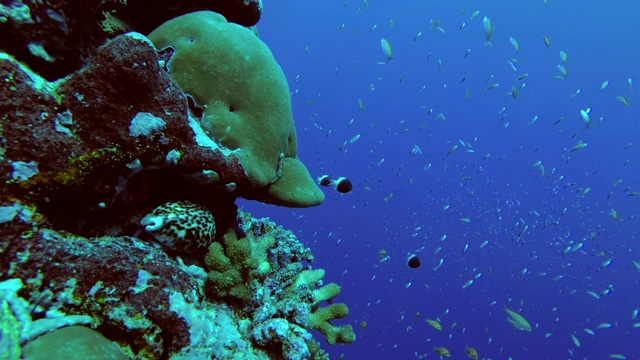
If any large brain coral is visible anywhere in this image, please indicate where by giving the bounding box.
[148,11,323,207]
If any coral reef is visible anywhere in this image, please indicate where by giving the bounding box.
[0,5,353,360]
[0,202,352,359]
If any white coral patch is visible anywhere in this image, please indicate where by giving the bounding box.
[11,160,38,181]
[129,112,166,138]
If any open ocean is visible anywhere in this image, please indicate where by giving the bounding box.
[241,1,640,359]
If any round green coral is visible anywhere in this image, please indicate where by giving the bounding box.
[148,11,324,207]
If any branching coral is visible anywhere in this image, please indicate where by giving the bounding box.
[286,269,356,345]
[203,229,275,302]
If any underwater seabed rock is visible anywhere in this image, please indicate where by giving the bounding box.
[0,33,229,238]
[0,205,345,359]
[0,0,263,80]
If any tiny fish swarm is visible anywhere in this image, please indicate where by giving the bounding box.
[141,201,216,253]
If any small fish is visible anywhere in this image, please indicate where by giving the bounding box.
[486,83,500,91]
[433,258,444,271]
[509,37,520,53]
[462,279,474,288]
[461,243,469,255]
[628,77,633,90]
[557,64,568,78]
[518,73,529,81]
[597,322,612,329]
[433,346,451,358]
[543,36,552,47]
[610,209,620,221]
[427,319,442,331]
[483,17,493,45]
[586,291,601,299]
[616,95,630,106]
[599,258,613,270]
[559,50,568,63]
[580,108,592,128]
[504,304,532,331]
[583,328,595,335]
[570,140,588,152]
[609,355,627,360]
[466,346,479,360]
[464,48,471,59]
[380,38,392,61]
[571,334,581,348]
[601,80,610,89]
[470,10,480,20]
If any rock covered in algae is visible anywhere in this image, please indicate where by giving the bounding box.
[0,0,263,80]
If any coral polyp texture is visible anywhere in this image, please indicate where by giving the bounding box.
[0,4,353,360]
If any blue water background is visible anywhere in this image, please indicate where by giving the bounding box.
[240,1,640,359]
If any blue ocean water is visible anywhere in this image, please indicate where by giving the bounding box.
[241,1,640,359]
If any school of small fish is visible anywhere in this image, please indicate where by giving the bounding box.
[285,0,639,359]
